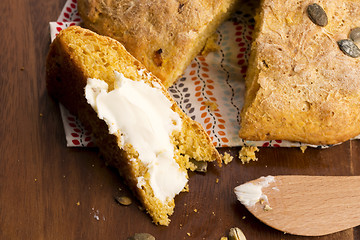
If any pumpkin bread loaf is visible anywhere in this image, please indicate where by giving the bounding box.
[77,0,240,88]
[239,0,360,145]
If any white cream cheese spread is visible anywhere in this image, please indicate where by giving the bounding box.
[85,71,187,203]
[234,176,275,207]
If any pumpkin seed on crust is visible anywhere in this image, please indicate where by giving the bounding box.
[307,3,328,27]
[337,39,360,58]
[350,27,360,44]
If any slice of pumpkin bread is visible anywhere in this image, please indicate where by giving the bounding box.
[46,26,221,225]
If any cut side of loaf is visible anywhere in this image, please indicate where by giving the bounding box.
[46,26,221,226]
[77,0,240,88]
[239,0,360,145]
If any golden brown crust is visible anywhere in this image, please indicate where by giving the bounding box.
[77,0,239,88]
[46,26,221,225]
[239,0,360,145]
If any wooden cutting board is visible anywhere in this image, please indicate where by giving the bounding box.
[1,0,360,239]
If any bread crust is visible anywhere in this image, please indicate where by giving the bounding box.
[239,0,360,145]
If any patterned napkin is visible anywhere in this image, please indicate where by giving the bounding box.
[49,0,346,149]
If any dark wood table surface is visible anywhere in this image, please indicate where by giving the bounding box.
[2,0,360,239]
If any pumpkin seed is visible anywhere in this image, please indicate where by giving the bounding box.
[228,227,247,240]
[127,233,155,240]
[350,27,360,44]
[307,3,328,27]
[115,196,132,206]
[337,39,360,58]
[190,159,208,172]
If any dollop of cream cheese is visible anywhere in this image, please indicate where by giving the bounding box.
[85,71,187,203]
[234,176,275,207]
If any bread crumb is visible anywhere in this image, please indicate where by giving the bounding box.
[194,209,198,213]
[220,237,228,240]
[34,178,37,182]
[242,216,246,220]
[91,208,100,221]
[221,152,233,165]
[203,100,218,111]
[188,161,197,171]
[239,146,259,164]
[187,232,191,236]
[216,178,220,183]
[212,211,215,216]
[300,145,307,153]
[76,201,80,206]
[39,113,43,117]
[91,208,105,221]
[263,204,272,211]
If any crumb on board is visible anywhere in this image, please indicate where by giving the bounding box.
[92,209,100,221]
[187,232,191,236]
[194,209,198,213]
[300,145,307,153]
[239,146,259,164]
[203,100,218,111]
[221,152,234,165]
[76,201,80,206]
[216,178,220,183]
[91,208,106,221]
